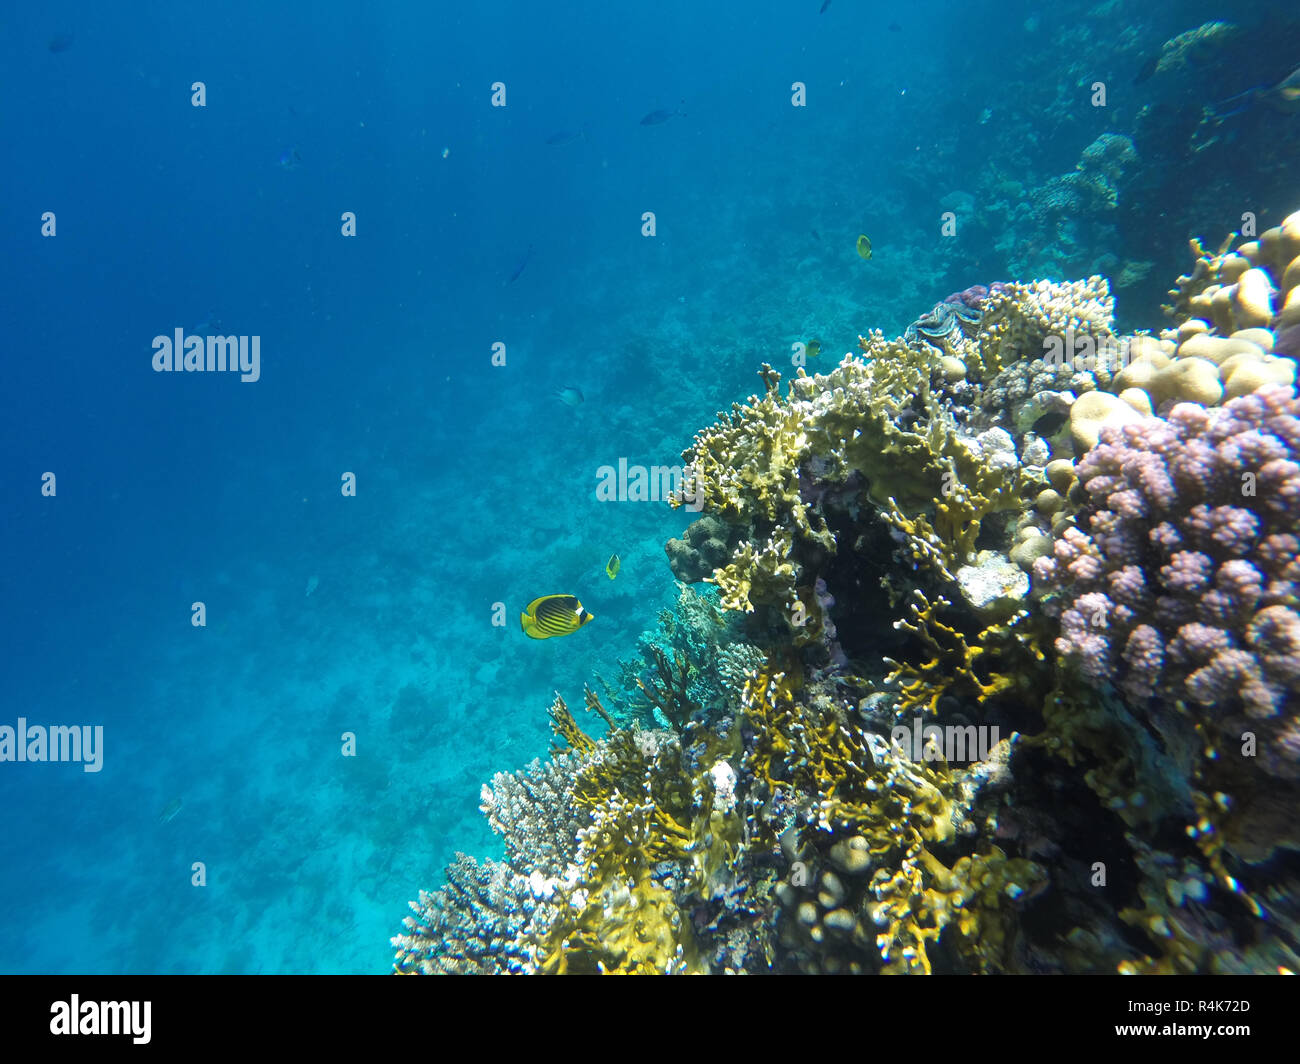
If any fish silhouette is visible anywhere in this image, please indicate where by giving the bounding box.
[508,245,534,284]
[1209,66,1300,118]
[1134,55,1159,85]
[546,129,586,146]
[640,105,685,126]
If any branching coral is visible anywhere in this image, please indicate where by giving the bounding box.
[1034,386,1300,785]
[528,725,746,974]
[480,749,593,879]
[741,667,1042,974]
[634,645,701,730]
[395,207,1300,978]
[546,691,597,756]
[396,689,748,974]
[597,583,760,727]
[392,856,531,974]
[708,528,799,614]
[677,332,1040,629]
[673,364,828,544]
[882,590,1044,716]
[976,277,1116,385]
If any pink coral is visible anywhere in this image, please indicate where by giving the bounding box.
[1036,385,1300,779]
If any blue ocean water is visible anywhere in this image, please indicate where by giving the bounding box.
[0,0,1292,973]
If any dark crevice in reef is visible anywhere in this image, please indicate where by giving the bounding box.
[816,505,914,664]
[1000,745,1153,966]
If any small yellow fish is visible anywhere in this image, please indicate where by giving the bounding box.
[158,797,183,824]
[856,234,873,260]
[605,554,621,579]
[805,339,821,359]
[521,594,594,639]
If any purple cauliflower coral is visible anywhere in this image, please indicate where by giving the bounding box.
[1034,385,1300,779]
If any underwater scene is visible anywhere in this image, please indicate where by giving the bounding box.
[3,0,1300,977]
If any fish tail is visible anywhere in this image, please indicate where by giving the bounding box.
[1209,86,1265,119]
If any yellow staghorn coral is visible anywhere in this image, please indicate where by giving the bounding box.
[536,785,702,974]
[673,364,827,544]
[679,344,956,537]
[741,665,1043,974]
[546,691,597,755]
[707,528,798,615]
[531,728,744,974]
[883,590,1043,716]
[678,336,1039,625]
[878,456,1035,582]
[810,338,952,512]
[869,842,1043,974]
[741,667,871,812]
[807,336,1036,542]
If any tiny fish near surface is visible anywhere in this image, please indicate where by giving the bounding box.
[640,107,684,126]
[1134,55,1159,85]
[508,245,534,284]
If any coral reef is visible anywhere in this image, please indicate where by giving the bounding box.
[1033,386,1300,872]
[393,206,1300,977]
[742,666,1045,974]
[1152,20,1239,78]
[392,856,530,975]
[1164,209,1300,336]
[665,514,743,583]
[596,582,762,728]
[1030,134,1137,230]
[394,702,755,974]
